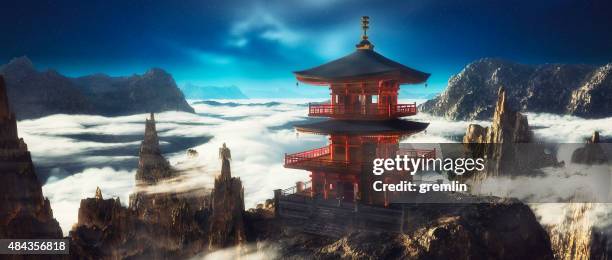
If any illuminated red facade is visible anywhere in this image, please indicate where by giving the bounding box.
[284,17,434,206]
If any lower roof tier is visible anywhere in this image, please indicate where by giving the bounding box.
[294,118,429,135]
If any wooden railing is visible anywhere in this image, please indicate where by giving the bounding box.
[285,146,437,171]
[284,146,351,171]
[308,103,417,119]
[284,146,330,165]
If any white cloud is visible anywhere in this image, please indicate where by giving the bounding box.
[18,99,611,237]
[230,10,302,48]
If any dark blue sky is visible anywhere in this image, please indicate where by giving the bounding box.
[1,0,611,97]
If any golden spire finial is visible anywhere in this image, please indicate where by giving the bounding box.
[361,16,370,40]
[356,16,374,50]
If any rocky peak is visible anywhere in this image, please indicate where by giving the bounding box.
[219,143,232,181]
[463,87,558,177]
[0,56,37,81]
[463,87,531,144]
[209,144,246,249]
[95,186,103,200]
[590,131,600,143]
[2,56,35,71]
[141,68,175,84]
[421,59,610,120]
[142,112,160,153]
[135,113,173,185]
[0,75,62,238]
[488,87,532,144]
[571,131,608,164]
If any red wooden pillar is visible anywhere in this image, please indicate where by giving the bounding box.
[345,136,350,162]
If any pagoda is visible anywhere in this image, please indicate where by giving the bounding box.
[283,16,435,207]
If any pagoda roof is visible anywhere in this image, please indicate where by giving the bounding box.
[295,118,429,135]
[294,49,430,85]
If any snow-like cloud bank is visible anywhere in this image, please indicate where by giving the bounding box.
[19,99,612,236]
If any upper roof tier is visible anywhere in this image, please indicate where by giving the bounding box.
[294,16,430,85]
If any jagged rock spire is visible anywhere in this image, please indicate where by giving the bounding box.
[135,112,173,185]
[95,187,103,200]
[210,143,245,249]
[590,131,600,144]
[142,113,160,152]
[219,143,232,180]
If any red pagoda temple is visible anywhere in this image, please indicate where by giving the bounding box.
[283,16,435,207]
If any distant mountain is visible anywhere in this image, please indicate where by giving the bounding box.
[420,58,612,120]
[180,83,247,99]
[0,57,194,119]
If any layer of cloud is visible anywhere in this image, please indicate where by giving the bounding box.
[19,99,612,236]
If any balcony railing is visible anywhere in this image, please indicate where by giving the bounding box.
[284,146,351,171]
[284,146,437,171]
[308,103,417,119]
[284,146,330,165]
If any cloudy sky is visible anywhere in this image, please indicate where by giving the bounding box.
[1,0,611,97]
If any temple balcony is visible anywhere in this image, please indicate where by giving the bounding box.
[308,103,417,120]
[284,146,357,172]
[284,145,436,172]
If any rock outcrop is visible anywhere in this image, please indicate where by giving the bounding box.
[0,56,194,119]
[208,143,246,249]
[420,58,612,120]
[0,76,63,239]
[571,131,609,164]
[134,113,174,185]
[462,87,558,177]
[261,200,554,259]
[70,113,209,259]
[70,118,247,259]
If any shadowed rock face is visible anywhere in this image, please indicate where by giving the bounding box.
[252,201,554,260]
[0,76,62,239]
[0,57,194,119]
[420,58,612,120]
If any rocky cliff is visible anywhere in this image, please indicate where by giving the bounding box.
[0,75,63,239]
[420,58,612,120]
[462,87,558,177]
[0,57,194,119]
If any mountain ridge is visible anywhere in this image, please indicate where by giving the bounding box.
[0,56,194,119]
[420,58,612,120]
